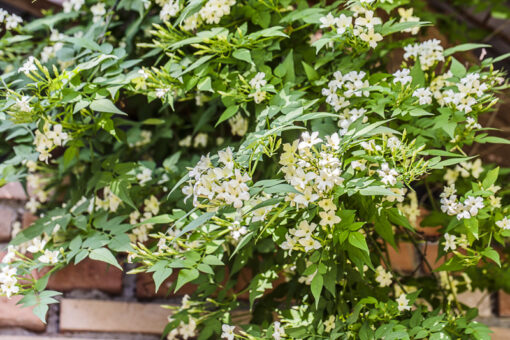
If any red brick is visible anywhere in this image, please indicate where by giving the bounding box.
[420,242,446,273]
[136,271,196,298]
[22,212,37,229]
[491,327,510,340]
[0,182,27,200]
[60,299,171,334]
[0,204,16,241]
[387,242,416,273]
[0,296,46,332]
[415,208,441,238]
[47,259,122,294]
[498,291,510,316]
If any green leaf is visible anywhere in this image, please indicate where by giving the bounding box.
[482,248,501,267]
[360,186,400,196]
[475,135,510,145]
[89,248,122,270]
[203,255,224,266]
[302,61,319,81]
[348,232,369,253]
[482,167,499,189]
[90,99,126,115]
[311,274,323,308]
[33,304,49,324]
[176,211,215,238]
[216,105,239,127]
[153,267,173,292]
[444,43,491,57]
[175,268,199,292]
[138,214,174,225]
[449,57,466,78]
[197,77,213,92]
[110,180,136,210]
[232,48,254,65]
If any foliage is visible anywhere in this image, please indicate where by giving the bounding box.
[0,0,509,339]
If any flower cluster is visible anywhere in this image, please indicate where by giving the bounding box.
[443,232,468,252]
[280,131,344,208]
[248,72,267,104]
[34,124,70,163]
[398,8,420,35]
[440,185,485,220]
[0,9,22,30]
[228,114,248,136]
[444,159,484,184]
[62,0,84,13]
[319,6,384,49]
[95,186,123,213]
[322,71,369,114]
[182,147,251,210]
[159,0,180,21]
[90,2,107,23]
[440,73,491,114]
[198,0,235,25]
[280,220,321,253]
[404,39,444,70]
[129,195,160,243]
[167,317,197,339]
[0,265,19,298]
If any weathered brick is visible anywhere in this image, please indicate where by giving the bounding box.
[22,212,37,229]
[0,296,46,332]
[0,182,27,200]
[498,291,510,316]
[387,242,416,273]
[136,271,196,298]
[59,299,171,334]
[491,327,510,340]
[0,204,16,241]
[47,259,123,294]
[457,289,492,317]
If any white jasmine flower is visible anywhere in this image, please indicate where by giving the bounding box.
[63,0,84,12]
[413,88,432,105]
[249,90,266,103]
[375,265,392,287]
[18,56,37,75]
[319,13,336,28]
[90,2,106,22]
[178,135,192,147]
[155,88,169,98]
[393,68,412,85]
[377,163,398,186]
[193,133,208,148]
[396,294,411,312]
[298,131,322,150]
[221,324,235,340]
[496,217,510,230]
[15,96,31,112]
[5,14,22,30]
[160,0,180,21]
[273,321,286,339]
[355,11,382,29]
[38,249,59,264]
[443,233,457,251]
[137,168,152,186]
[359,29,383,48]
[249,72,266,89]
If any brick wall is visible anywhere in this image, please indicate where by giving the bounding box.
[1,183,510,338]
